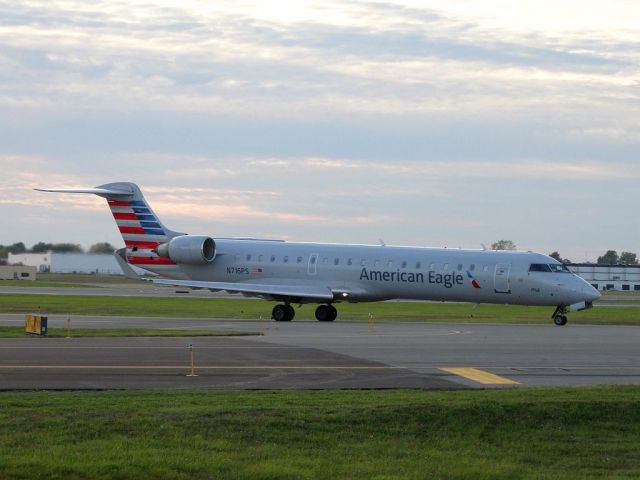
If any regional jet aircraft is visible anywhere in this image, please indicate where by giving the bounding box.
[38,182,600,325]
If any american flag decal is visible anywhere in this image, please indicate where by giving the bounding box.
[250,267,263,275]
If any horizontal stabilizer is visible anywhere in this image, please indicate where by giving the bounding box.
[150,278,334,301]
[35,187,134,198]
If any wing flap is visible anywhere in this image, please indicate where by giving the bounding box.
[150,278,334,301]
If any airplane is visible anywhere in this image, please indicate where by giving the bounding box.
[37,182,601,326]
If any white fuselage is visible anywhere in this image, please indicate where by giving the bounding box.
[149,239,599,308]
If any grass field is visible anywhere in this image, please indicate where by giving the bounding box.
[0,387,639,479]
[0,280,100,288]
[0,326,258,338]
[1,293,639,325]
[35,273,142,284]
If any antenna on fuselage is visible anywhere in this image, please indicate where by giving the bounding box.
[379,239,386,247]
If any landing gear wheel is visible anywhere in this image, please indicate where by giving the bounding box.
[553,314,568,326]
[315,305,337,322]
[285,304,295,320]
[272,304,293,322]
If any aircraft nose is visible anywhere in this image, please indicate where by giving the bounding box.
[582,284,601,303]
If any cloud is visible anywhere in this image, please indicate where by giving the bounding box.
[0,1,638,261]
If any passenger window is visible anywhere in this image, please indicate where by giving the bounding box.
[457,264,463,271]
[360,259,367,266]
[401,261,407,268]
[270,255,276,262]
[297,256,303,263]
[444,263,449,270]
[416,262,421,269]
[374,260,381,267]
[483,265,488,272]
[322,257,328,264]
[387,260,393,268]
[470,264,475,271]
[310,256,316,264]
[334,258,339,265]
[246,254,252,261]
[347,259,353,266]
[283,256,288,263]
[259,255,264,262]
[429,263,435,270]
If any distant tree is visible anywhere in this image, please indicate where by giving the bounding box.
[30,242,53,253]
[89,242,116,254]
[549,251,571,264]
[491,240,517,251]
[30,242,83,254]
[50,243,83,253]
[619,251,638,265]
[597,250,619,265]
[8,242,26,254]
[0,242,27,258]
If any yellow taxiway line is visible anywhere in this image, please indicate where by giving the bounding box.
[439,367,519,385]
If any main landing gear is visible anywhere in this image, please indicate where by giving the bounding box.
[271,304,338,322]
[315,304,337,322]
[272,304,295,322]
[552,306,568,326]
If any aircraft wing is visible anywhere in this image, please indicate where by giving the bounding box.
[150,278,335,301]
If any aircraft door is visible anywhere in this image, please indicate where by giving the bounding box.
[308,253,319,276]
[494,263,511,293]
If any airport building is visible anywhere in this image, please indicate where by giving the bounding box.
[8,252,124,275]
[0,265,37,281]
[569,263,640,292]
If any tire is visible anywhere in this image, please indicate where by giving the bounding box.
[327,305,337,322]
[315,305,330,321]
[285,304,296,321]
[553,314,567,326]
[272,304,291,322]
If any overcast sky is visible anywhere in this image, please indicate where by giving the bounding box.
[1,0,638,261]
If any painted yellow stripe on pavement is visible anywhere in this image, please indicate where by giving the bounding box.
[440,367,519,385]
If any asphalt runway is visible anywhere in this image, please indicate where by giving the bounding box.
[2,314,640,390]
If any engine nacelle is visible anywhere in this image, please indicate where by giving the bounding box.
[156,235,216,265]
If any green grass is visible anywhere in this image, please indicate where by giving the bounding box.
[1,293,639,325]
[0,387,639,479]
[0,326,258,338]
[36,273,141,284]
[0,280,100,288]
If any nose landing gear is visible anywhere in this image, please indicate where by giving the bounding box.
[552,306,568,326]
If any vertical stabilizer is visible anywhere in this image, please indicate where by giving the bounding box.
[36,182,185,269]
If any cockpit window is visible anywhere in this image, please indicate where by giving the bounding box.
[530,263,571,273]
[549,264,571,273]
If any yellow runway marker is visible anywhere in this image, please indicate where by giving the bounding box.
[440,367,519,385]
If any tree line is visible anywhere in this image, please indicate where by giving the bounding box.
[491,240,637,265]
[0,242,116,259]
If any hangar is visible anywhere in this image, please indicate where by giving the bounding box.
[0,265,36,280]
[569,263,640,291]
[7,252,123,275]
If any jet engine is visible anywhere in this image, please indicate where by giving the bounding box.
[156,235,216,265]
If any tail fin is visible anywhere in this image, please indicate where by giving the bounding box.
[36,182,184,267]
